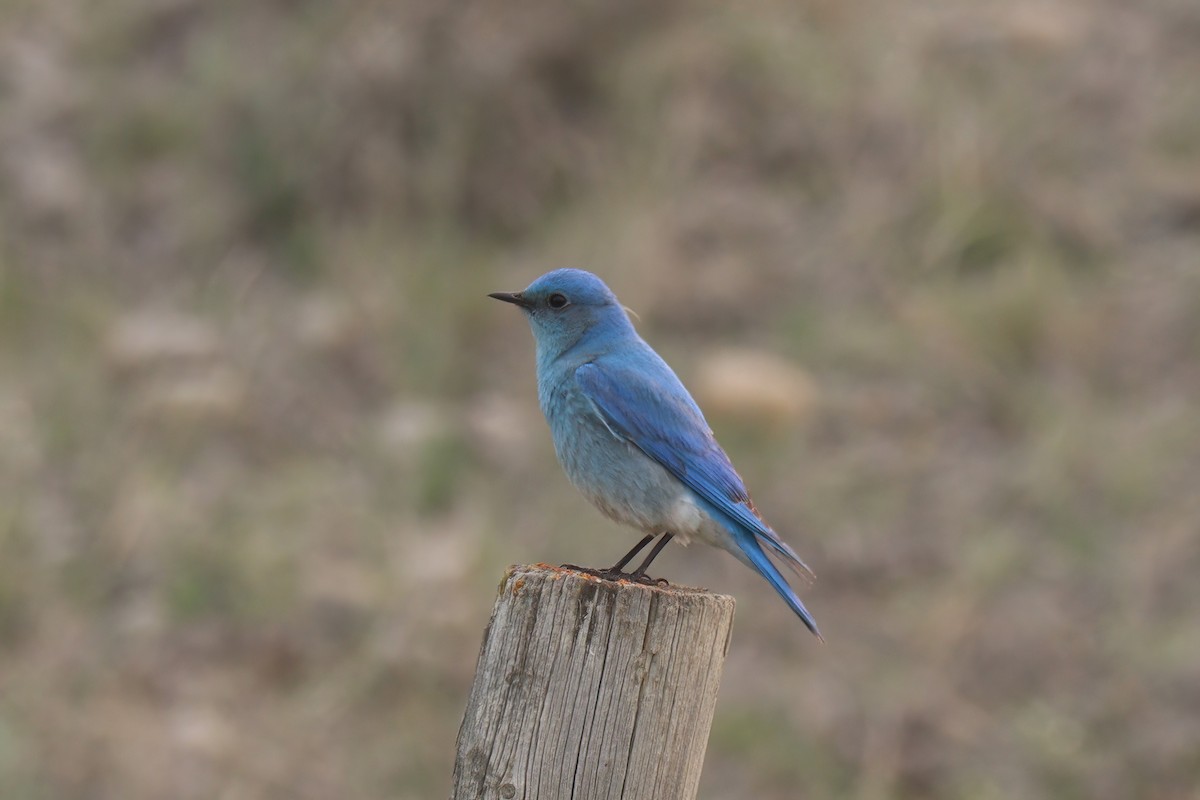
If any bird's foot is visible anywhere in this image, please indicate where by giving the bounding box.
[628,571,670,587]
[559,564,669,587]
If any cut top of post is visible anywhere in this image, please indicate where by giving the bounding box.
[452,564,736,800]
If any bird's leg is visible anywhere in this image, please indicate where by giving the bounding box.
[607,533,657,574]
[628,533,674,586]
[561,533,656,581]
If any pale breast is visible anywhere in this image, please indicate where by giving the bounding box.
[542,381,682,531]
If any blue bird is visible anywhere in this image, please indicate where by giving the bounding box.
[490,269,822,639]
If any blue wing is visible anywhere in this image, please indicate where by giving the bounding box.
[575,357,821,638]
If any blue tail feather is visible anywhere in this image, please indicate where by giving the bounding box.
[738,530,823,640]
[697,498,823,640]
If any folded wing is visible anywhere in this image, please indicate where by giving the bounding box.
[575,359,815,581]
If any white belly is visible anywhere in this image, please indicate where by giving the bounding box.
[543,380,733,552]
[579,473,731,552]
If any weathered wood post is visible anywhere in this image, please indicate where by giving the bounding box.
[451,564,736,800]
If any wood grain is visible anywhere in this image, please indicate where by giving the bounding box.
[451,564,736,800]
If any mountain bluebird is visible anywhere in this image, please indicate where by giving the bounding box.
[490,269,822,639]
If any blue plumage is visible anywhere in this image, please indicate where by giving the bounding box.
[491,269,822,639]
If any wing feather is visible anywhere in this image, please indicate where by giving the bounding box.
[575,359,814,581]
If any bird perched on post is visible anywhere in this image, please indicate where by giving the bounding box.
[490,269,822,639]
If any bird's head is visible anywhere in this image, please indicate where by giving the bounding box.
[490,269,633,359]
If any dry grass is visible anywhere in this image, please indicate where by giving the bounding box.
[2,0,1199,797]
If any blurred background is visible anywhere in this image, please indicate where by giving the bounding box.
[2,0,1199,798]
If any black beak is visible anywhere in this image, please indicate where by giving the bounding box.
[488,291,532,308]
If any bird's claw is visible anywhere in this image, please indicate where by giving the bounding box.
[628,572,670,587]
[559,564,669,587]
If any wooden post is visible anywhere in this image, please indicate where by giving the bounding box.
[451,563,735,800]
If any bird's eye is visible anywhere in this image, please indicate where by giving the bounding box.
[547,293,568,309]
